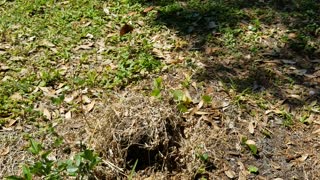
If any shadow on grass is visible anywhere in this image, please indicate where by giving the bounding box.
[131,0,320,107]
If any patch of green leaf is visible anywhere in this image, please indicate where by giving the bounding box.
[8,139,101,179]
[248,165,259,174]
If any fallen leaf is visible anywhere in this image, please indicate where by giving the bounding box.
[43,108,51,120]
[270,162,281,170]
[86,33,94,39]
[312,128,320,134]
[120,24,134,36]
[50,47,58,53]
[39,87,56,97]
[143,6,154,13]
[205,47,221,55]
[81,21,91,27]
[128,11,137,16]
[246,140,258,155]
[83,100,95,113]
[39,39,56,48]
[248,121,255,134]
[103,5,110,15]
[73,42,94,51]
[224,170,236,178]
[6,119,17,127]
[10,92,23,101]
[0,147,10,156]
[288,33,297,39]
[287,94,302,100]
[0,64,10,71]
[81,95,91,104]
[194,111,215,115]
[65,111,72,120]
[281,59,296,64]
[64,91,79,103]
[297,154,308,162]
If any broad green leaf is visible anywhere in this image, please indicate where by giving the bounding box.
[153,77,162,89]
[66,165,78,175]
[200,153,208,162]
[245,140,258,155]
[151,89,161,97]
[172,90,184,101]
[248,165,259,173]
[177,103,188,112]
[202,95,212,104]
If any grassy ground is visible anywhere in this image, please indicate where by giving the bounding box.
[0,0,320,179]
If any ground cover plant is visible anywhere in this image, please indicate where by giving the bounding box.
[0,0,320,179]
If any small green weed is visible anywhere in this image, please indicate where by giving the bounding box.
[6,139,101,180]
[151,77,163,98]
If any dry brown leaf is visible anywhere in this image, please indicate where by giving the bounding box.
[191,82,197,90]
[120,24,134,36]
[128,11,137,16]
[64,91,79,103]
[39,39,56,48]
[81,95,91,104]
[50,47,58,53]
[81,21,91,27]
[194,111,214,115]
[188,106,199,117]
[0,147,10,156]
[10,92,23,101]
[73,42,94,51]
[0,64,10,71]
[246,140,256,145]
[248,121,255,134]
[197,99,204,110]
[65,111,72,120]
[286,94,302,101]
[312,128,320,134]
[43,108,51,120]
[297,154,308,162]
[238,161,249,180]
[205,47,220,55]
[224,170,236,178]
[39,87,56,97]
[265,109,283,115]
[6,119,17,127]
[143,6,154,13]
[0,50,7,55]
[84,100,95,113]
[270,162,281,170]
[288,33,297,39]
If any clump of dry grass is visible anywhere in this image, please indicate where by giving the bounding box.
[77,91,185,178]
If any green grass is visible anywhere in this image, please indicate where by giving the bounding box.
[0,0,163,122]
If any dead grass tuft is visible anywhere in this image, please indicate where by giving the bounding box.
[69,92,185,178]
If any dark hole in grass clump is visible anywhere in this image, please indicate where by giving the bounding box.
[126,143,164,171]
[124,118,184,172]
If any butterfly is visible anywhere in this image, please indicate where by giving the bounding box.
[120,23,134,36]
